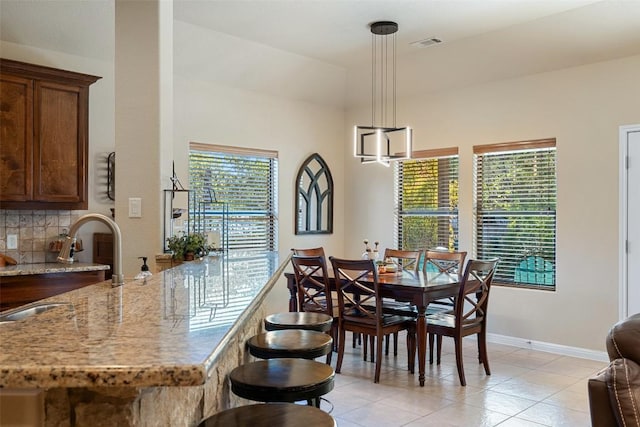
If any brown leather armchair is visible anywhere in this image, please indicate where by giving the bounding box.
[588,313,640,426]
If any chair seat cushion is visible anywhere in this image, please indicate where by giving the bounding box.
[229,359,335,403]
[198,403,336,427]
[382,300,452,317]
[248,330,333,360]
[302,295,340,317]
[605,358,640,427]
[265,312,333,332]
[344,312,414,327]
[382,300,415,316]
[426,312,480,328]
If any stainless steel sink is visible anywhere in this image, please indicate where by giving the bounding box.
[0,302,71,322]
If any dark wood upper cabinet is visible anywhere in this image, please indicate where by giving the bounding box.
[0,59,101,210]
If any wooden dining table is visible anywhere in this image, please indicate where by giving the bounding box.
[284,269,460,386]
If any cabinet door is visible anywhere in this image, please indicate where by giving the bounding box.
[33,80,87,207]
[0,74,33,201]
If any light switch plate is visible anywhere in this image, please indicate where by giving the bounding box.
[128,197,142,218]
[7,234,18,249]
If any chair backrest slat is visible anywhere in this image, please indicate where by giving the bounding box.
[455,258,499,327]
[383,249,421,274]
[291,254,332,316]
[329,257,381,326]
[292,247,326,257]
[424,250,467,279]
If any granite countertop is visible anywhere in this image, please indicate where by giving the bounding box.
[0,251,287,389]
[0,262,110,277]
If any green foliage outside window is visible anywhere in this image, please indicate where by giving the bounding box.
[397,156,459,252]
[189,149,277,251]
[475,146,556,288]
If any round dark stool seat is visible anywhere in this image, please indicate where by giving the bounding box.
[264,312,332,332]
[198,403,336,427]
[248,330,333,360]
[229,358,334,408]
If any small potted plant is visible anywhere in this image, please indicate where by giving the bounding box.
[184,232,207,260]
[166,233,186,261]
[167,232,208,261]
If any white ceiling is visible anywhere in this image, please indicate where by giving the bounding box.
[2,0,640,106]
[172,0,617,69]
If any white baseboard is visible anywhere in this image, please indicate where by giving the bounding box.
[487,333,609,363]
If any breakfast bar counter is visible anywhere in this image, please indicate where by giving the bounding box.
[0,251,288,426]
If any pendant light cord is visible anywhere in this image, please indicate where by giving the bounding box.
[370,26,397,128]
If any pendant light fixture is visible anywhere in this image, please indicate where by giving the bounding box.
[354,21,412,167]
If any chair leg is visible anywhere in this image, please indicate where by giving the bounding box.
[478,330,491,376]
[374,335,383,383]
[363,334,368,361]
[385,333,390,356]
[336,327,346,374]
[454,336,466,386]
[407,329,416,373]
[369,335,375,363]
[436,335,443,365]
[352,332,362,348]
[393,332,399,356]
[428,333,434,365]
[326,326,335,365]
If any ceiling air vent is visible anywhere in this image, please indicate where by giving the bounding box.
[410,38,442,48]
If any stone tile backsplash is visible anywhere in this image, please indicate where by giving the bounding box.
[0,210,82,264]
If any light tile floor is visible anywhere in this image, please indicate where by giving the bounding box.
[320,336,605,426]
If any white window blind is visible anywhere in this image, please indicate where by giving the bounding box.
[474,139,556,289]
[395,148,459,251]
[189,143,278,251]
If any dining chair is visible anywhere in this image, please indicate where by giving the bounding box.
[423,249,467,314]
[290,247,363,354]
[380,248,422,355]
[329,256,416,383]
[290,254,336,363]
[383,248,421,274]
[291,247,326,257]
[427,257,499,386]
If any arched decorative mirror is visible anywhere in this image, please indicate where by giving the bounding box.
[296,153,333,234]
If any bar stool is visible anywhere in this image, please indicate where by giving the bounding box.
[229,358,334,408]
[264,312,333,333]
[247,329,333,361]
[197,403,336,427]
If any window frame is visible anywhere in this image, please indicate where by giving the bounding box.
[473,138,557,290]
[189,142,278,251]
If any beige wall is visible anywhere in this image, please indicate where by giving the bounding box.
[170,20,347,313]
[345,54,640,351]
[172,78,346,314]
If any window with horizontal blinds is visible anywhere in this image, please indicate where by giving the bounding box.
[474,139,556,289]
[395,148,459,251]
[189,144,278,251]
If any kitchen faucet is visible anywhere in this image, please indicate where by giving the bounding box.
[57,213,124,287]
